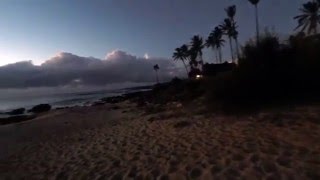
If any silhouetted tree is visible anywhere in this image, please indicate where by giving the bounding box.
[220,18,235,63]
[180,44,190,64]
[173,45,189,76]
[225,5,236,22]
[206,27,225,63]
[188,49,199,69]
[294,1,320,35]
[153,64,160,84]
[231,24,240,61]
[206,34,219,63]
[190,35,204,69]
[248,0,260,43]
[225,5,240,60]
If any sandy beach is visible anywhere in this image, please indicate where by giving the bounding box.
[0,101,320,179]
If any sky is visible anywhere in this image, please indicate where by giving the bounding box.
[0,0,303,89]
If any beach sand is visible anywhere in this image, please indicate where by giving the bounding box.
[0,101,320,179]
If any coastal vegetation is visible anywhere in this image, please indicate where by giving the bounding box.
[167,0,320,112]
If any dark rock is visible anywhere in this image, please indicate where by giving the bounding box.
[92,101,106,106]
[101,96,125,104]
[55,106,70,110]
[6,108,25,115]
[28,104,51,113]
[0,114,37,125]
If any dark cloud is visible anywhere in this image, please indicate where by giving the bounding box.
[0,50,182,88]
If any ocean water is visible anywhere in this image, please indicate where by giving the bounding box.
[0,85,152,113]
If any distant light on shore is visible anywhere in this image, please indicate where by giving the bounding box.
[196,74,203,79]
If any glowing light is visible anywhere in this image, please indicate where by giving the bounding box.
[196,74,202,79]
[144,53,149,59]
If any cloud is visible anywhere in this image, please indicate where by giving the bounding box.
[0,50,183,88]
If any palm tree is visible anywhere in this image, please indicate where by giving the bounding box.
[294,1,320,35]
[225,5,236,22]
[205,34,219,63]
[190,35,204,69]
[220,18,235,63]
[231,23,240,61]
[248,0,260,43]
[188,49,198,69]
[206,27,225,63]
[180,44,191,67]
[225,5,240,60]
[173,45,189,76]
[153,64,160,84]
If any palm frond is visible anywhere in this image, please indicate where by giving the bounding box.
[294,1,320,35]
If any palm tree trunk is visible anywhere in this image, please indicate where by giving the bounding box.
[229,37,234,63]
[215,47,219,64]
[182,60,189,77]
[219,47,222,63]
[199,55,204,71]
[155,71,159,84]
[255,4,260,44]
[234,38,240,62]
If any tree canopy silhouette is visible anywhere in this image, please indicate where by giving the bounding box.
[225,5,240,60]
[190,35,204,69]
[173,45,189,76]
[294,1,320,35]
[206,27,225,63]
[220,18,236,63]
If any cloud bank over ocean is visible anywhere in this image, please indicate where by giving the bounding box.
[0,50,183,89]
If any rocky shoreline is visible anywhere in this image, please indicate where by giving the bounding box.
[0,87,153,126]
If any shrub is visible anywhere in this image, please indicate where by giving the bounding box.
[208,32,320,111]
